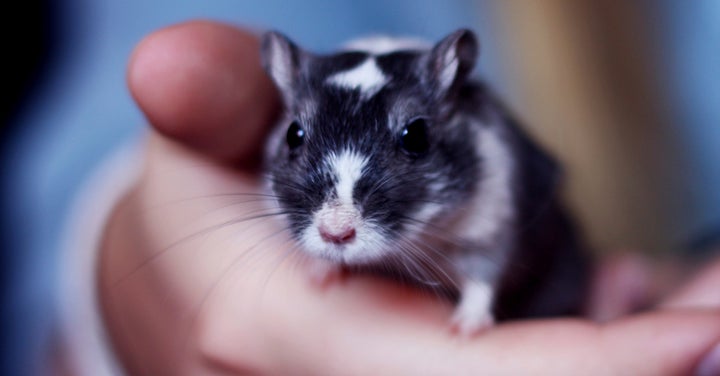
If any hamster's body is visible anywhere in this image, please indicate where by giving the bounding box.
[261,29,589,333]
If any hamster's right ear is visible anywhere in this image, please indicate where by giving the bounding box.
[425,29,479,100]
[260,31,304,106]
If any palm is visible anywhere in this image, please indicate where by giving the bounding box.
[98,20,720,375]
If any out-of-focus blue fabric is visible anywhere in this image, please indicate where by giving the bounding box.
[656,0,720,246]
[4,1,506,373]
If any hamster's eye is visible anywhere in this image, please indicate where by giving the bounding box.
[286,121,305,150]
[400,118,430,155]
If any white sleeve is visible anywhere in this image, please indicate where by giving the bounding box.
[58,140,143,376]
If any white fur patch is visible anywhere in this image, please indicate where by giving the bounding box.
[326,150,368,205]
[342,36,430,55]
[413,203,443,224]
[455,124,515,242]
[326,58,388,99]
[411,179,445,223]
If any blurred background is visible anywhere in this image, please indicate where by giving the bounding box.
[2,0,719,374]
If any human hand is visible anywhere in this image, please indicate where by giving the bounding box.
[98,20,720,375]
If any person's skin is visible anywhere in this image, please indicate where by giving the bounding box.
[98,20,720,375]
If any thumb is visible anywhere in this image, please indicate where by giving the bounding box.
[128,20,280,167]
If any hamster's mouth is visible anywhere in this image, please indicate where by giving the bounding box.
[298,211,390,265]
[320,247,374,265]
[304,240,389,266]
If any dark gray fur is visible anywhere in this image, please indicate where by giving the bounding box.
[260,29,590,320]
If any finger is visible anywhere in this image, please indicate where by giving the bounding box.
[319,304,720,375]
[587,253,654,321]
[128,20,280,166]
[592,311,720,376]
[198,253,720,375]
[440,311,720,376]
[662,255,720,309]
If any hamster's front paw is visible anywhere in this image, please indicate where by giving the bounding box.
[450,305,495,337]
[450,281,496,337]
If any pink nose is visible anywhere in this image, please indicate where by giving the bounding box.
[319,226,356,244]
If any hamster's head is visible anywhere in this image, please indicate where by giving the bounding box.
[261,29,481,265]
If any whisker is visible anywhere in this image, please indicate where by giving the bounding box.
[392,240,456,301]
[394,244,440,286]
[395,234,460,289]
[258,241,304,295]
[264,175,309,194]
[181,225,295,355]
[111,210,297,287]
[398,214,508,268]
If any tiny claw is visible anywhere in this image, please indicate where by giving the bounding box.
[449,309,495,338]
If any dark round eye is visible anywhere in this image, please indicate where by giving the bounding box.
[286,121,305,150]
[400,118,430,155]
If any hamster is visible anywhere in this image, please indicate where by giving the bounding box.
[260,29,590,334]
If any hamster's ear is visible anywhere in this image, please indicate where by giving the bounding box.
[425,29,478,98]
[260,31,304,105]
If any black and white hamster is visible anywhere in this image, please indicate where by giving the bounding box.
[260,29,590,334]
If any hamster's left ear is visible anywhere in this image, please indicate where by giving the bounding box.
[425,29,479,98]
[260,31,305,105]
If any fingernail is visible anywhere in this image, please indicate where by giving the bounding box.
[696,342,720,376]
